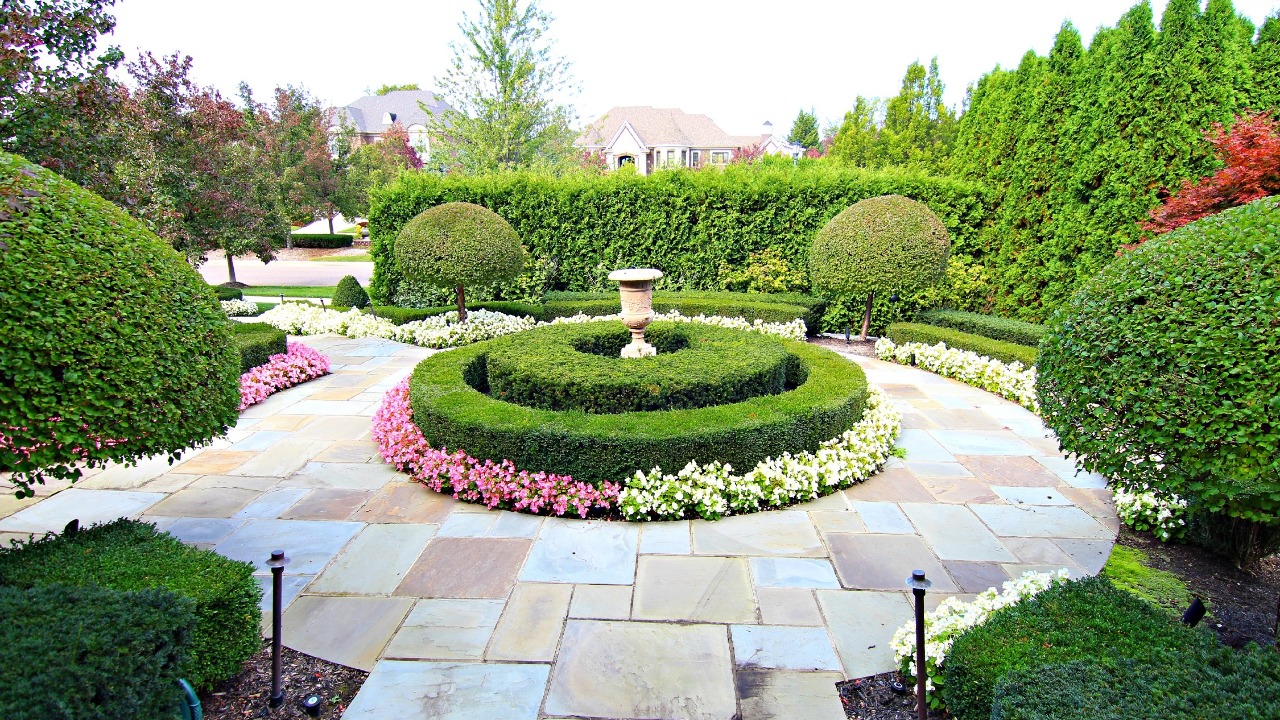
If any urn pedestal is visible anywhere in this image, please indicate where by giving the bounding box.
[608,268,663,358]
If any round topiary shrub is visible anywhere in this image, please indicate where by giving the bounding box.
[332,274,370,308]
[0,152,241,497]
[394,202,524,322]
[1036,197,1280,567]
[809,194,950,338]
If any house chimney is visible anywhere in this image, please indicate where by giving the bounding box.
[761,120,773,138]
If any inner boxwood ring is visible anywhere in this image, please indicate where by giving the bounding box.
[478,322,798,413]
[411,321,869,486]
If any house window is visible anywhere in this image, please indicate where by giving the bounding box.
[681,150,687,166]
[692,150,701,166]
[666,150,674,164]
[710,151,730,164]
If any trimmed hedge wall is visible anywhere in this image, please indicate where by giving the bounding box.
[542,290,825,334]
[481,323,796,413]
[213,285,244,301]
[886,322,1039,366]
[409,322,868,484]
[0,583,195,720]
[0,519,262,691]
[233,321,288,372]
[368,166,992,306]
[291,233,354,248]
[916,309,1045,346]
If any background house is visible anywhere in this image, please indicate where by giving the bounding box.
[576,107,802,173]
[329,89,452,161]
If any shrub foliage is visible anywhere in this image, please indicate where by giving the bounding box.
[333,274,371,308]
[915,309,1045,346]
[290,233,354,248]
[233,322,288,373]
[886,323,1038,366]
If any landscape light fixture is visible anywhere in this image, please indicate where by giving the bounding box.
[302,694,323,717]
[1182,596,1206,627]
[906,569,932,720]
[267,549,290,709]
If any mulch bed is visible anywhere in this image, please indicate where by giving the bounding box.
[808,335,879,357]
[200,642,366,719]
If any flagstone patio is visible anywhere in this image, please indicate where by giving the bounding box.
[0,334,1118,720]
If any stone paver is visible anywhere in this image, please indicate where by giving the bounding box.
[282,596,414,671]
[569,584,633,620]
[827,533,957,592]
[730,625,842,671]
[818,590,914,678]
[343,660,549,720]
[750,557,840,589]
[148,486,262,518]
[736,669,847,720]
[486,582,572,661]
[900,503,1016,562]
[757,587,824,626]
[214,518,362,574]
[971,504,1113,539]
[633,555,756,623]
[0,488,164,533]
[310,523,435,594]
[383,599,505,660]
[396,537,531,598]
[520,519,639,584]
[353,481,454,523]
[692,512,824,557]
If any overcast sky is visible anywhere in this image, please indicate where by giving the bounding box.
[106,0,1280,137]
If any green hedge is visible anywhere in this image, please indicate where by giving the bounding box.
[410,323,868,484]
[232,322,288,372]
[368,166,992,307]
[542,290,825,334]
[0,583,195,720]
[212,285,244,301]
[886,322,1039,366]
[942,576,1215,720]
[482,323,795,413]
[291,233,354,248]
[333,275,370,308]
[371,301,546,325]
[0,519,261,691]
[916,309,1045,346]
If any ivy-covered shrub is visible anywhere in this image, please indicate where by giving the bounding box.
[233,322,288,373]
[0,519,261,691]
[916,309,1045,346]
[290,233,354,248]
[941,576,1214,720]
[213,285,244,301]
[886,323,1039,366]
[1036,197,1280,567]
[0,583,196,720]
[394,202,525,321]
[333,274,371,308]
[0,152,241,497]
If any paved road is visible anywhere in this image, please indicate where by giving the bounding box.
[199,258,373,287]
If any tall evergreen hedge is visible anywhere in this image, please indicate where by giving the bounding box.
[367,165,992,306]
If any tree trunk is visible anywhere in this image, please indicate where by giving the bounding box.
[860,291,874,341]
[456,285,467,323]
[286,231,293,250]
[328,215,334,234]
[226,253,238,286]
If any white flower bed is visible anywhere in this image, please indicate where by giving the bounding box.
[548,310,807,341]
[619,386,901,520]
[874,337,1038,412]
[1113,484,1189,541]
[220,299,262,317]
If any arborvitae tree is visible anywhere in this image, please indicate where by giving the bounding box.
[787,109,820,149]
[1252,15,1280,109]
[828,59,956,173]
[828,96,880,167]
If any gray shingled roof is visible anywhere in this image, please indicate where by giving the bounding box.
[577,107,748,149]
[333,90,452,133]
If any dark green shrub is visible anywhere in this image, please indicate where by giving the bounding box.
[409,323,867,485]
[990,645,1280,720]
[232,322,288,372]
[886,322,1039,366]
[916,309,1045,346]
[0,519,261,691]
[290,233,354,248]
[1036,197,1280,567]
[394,202,525,321]
[333,274,371,308]
[213,285,244,301]
[0,583,196,720]
[942,576,1215,720]
[809,195,951,338]
[0,152,241,497]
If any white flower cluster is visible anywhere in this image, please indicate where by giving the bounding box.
[547,310,807,341]
[618,386,902,520]
[220,299,263,317]
[874,337,1038,412]
[890,569,1070,700]
[392,309,538,348]
[1113,484,1189,541]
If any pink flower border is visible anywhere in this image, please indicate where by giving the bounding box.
[239,342,330,411]
[372,377,620,517]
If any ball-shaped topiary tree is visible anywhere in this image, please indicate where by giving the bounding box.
[332,274,370,309]
[0,152,241,497]
[809,195,950,340]
[1036,196,1280,567]
[393,202,524,322]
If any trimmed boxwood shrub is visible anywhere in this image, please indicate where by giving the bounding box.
[0,519,261,692]
[0,583,196,720]
[542,290,823,333]
[0,152,241,497]
[1036,197,1280,566]
[916,309,1045,346]
[233,322,288,372]
[213,285,244,301]
[291,233,354,248]
[941,576,1215,720]
[333,274,371,308]
[409,322,868,484]
[481,323,796,413]
[886,322,1039,366]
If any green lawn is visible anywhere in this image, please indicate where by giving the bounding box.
[311,253,372,262]
[243,285,335,298]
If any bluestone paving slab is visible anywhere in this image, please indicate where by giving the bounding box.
[827,533,957,591]
[544,620,736,720]
[282,596,414,671]
[520,519,638,584]
[310,523,436,595]
[918,475,1000,504]
[632,555,756,623]
[735,669,847,720]
[252,414,314,432]
[396,537,531,598]
[903,460,975,478]
[639,520,692,554]
[161,517,246,545]
[438,511,497,537]
[958,455,1063,486]
[931,430,1038,456]
[750,557,840,588]
[307,387,364,401]
[840,467,934,502]
[486,582,573,661]
[279,488,372,520]
[147,486,262,518]
[214,519,362,574]
[1060,487,1117,521]
[692,512,824,557]
[1002,536,1079,566]
[972,505,1113,540]
[1053,539,1113,574]
[352,482,455,523]
[730,625,841,671]
[569,584,633,620]
[849,501,915,534]
[817,590,914,679]
[170,450,257,475]
[809,510,867,534]
[279,399,370,416]
[894,429,955,462]
[233,488,311,519]
[188,474,279,491]
[284,461,400,489]
[289,415,372,441]
[227,430,290,452]
[344,661,549,720]
[488,511,544,538]
[0,494,39,520]
[255,574,311,618]
[76,453,181,488]
[0,488,164,533]
[382,598,505,660]
[943,561,1012,593]
[231,440,329,477]
[135,474,198,493]
[756,587,823,626]
[900,503,1015,562]
[1062,470,1109,489]
[314,440,381,463]
[992,486,1073,506]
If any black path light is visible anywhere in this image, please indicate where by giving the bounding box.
[906,569,932,720]
[267,549,290,709]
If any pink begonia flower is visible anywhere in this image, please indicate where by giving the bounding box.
[371,377,620,518]
[238,343,331,411]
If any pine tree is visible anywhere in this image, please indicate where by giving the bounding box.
[1252,15,1280,109]
[787,109,820,149]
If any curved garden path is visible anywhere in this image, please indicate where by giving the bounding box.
[0,334,1118,720]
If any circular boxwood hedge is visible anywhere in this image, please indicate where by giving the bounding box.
[480,322,797,413]
[809,194,950,298]
[410,322,868,485]
[0,152,241,496]
[1036,196,1280,565]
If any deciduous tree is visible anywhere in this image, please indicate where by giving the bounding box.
[787,109,820,149]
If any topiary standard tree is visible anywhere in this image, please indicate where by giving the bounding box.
[809,194,950,340]
[1037,196,1280,568]
[0,152,241,497]
[393,201,524,322]
[333,274,370,308]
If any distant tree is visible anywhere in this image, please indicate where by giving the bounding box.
[788,109,820,149]
[828,96,881,167]
[827,59,956,172]
[731,143,764,164]
[374,83,420,95]
[334,122,420,219]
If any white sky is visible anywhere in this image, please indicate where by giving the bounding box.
[106,0,1280,137]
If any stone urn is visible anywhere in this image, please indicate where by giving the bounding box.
[608,268,663,358]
